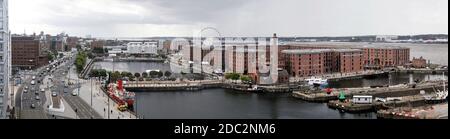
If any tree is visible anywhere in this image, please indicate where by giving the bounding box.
[98,69,107,77]
[64,45,69,52]
[90,70,99,77]
[225,73,240,83]
[47,52,55,61]
[110,71,122,83]
[76,44,82,50]
[134,73,141,79]
[225,73,240,81]
[230,74,240,81]
[157,71,164,78]
[164,71,172,77]
[240,75,252,83]
[74,51,87,73]
[120,72,127,78]
[92,47,106,54]
[225,73,232,80]
[142,72,149,78]
[149,71,159,78]
[90,69,108,78]
[126,72,134,79]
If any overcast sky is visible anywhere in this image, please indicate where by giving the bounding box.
[9,0,448,37]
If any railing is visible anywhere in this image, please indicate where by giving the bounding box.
[79,58,101,79]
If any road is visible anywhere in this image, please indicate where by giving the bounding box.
[50,57,102,119]
[15,66,50,119]
[15,52,101,119]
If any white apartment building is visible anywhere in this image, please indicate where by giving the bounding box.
[0,0,10,119]
[127,42,158,55]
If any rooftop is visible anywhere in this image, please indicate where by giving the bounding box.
[281,49,363,54]
[359,45,409,49]
[281,42,410,50]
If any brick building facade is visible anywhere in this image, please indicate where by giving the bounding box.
[411,57,427,68]
[362,46,410,69]
[12,36,42,69]
[282,49,363,77]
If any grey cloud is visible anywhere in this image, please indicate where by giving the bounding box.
[10,0,448,37]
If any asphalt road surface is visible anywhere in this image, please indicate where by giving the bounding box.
[51,58,102,119]
[15,54,101,119]
[16,67,49,119]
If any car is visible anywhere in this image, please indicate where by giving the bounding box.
[72,92,78,96]
[32,76,36,80]
[31,80,35,85]
[25,86,29,90]
[35,96,40,100]
[41,88,45,93]
[23,90,28,93]
[31,104,36,109]
[64,89,69,93]
[52,92,57,97]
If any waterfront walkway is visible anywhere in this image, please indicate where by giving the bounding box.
[293,80,447,102]
[124,80,223,88]
[77,79,137,119]
[289,70,386,82]
[70,62,136,119]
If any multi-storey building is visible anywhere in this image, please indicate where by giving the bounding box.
[282,49,363,77]
[127,42,158,55]
[66,37,78,50]
[0,0,10,119]
[91,39,105,49]
[362,46,410,69]
[11,36,42,69]
[411,57,427,68]
[278,43,410,71]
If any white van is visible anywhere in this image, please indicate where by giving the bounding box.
[31,80,36,85]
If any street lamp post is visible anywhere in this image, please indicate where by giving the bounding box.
[107,96,110,119]
[135,96,138,119]
[77,77,80,96]
[68,66,70,85]
[91,78,93,107]
[75,108,78,119]
[98,77,100,98]
[104,108,106,118]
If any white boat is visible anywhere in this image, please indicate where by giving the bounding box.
[424,73,448,103]
[305,77,328,86]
